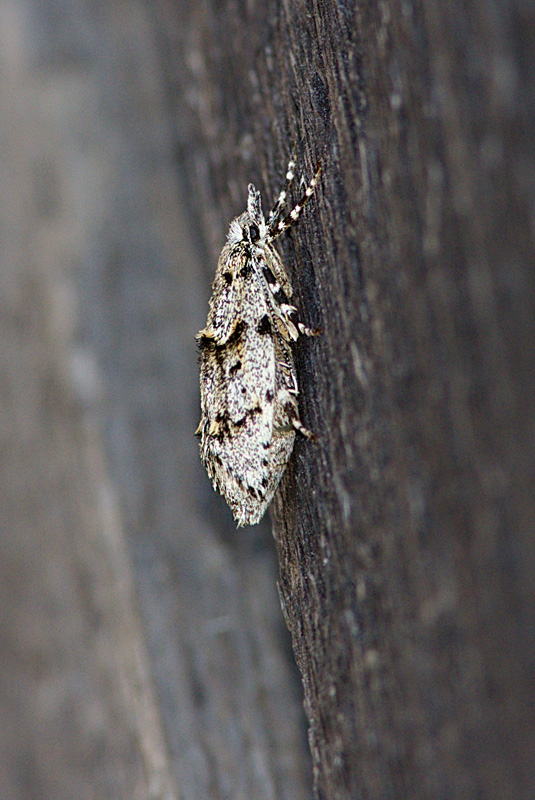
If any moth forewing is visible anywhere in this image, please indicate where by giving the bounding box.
[197,158,321,526]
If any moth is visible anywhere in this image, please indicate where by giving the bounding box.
[196,156,321,526]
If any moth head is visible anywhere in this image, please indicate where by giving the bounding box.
[226,183,267,246]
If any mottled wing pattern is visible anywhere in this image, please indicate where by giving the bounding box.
[198,244,296,525]
[197,159,321,526]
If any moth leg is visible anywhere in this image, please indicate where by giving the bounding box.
[298,322,322,337]
[268,162,322,241]
[280,395,316,441]
[277,388,316,441]
[262,262,320,341]
[277,360,299,396]
[266,151,297,231]
[291,416,316,441]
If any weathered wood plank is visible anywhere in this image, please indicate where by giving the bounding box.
[0,0,312,798]
[150,0,535,798]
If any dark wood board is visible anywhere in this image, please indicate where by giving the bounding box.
[149,0,535,798]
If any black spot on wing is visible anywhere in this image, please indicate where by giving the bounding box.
[229,359,242,375]
[199,320,246,353]
[256,315,272,335]
[223,271,233,284]
[213,413,230,441]
[227,319,247,345]
[230,403,262,431]
[197,333,216,351]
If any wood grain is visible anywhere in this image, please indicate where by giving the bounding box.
[150,0,535,797]
[0,0,311,798]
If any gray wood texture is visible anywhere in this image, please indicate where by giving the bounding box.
[1,1,311,799]
[150,0,535,799]
[3,0,535,798]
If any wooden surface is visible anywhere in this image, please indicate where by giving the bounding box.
[0,1,311,799]
[150,1,535,799]
[3,1,535,799]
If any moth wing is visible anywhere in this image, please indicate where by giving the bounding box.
[263,244,293,297]
[205,247,245,344]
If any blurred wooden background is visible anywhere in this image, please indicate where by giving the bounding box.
[0,1,310,799]
[2,1,535,799]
